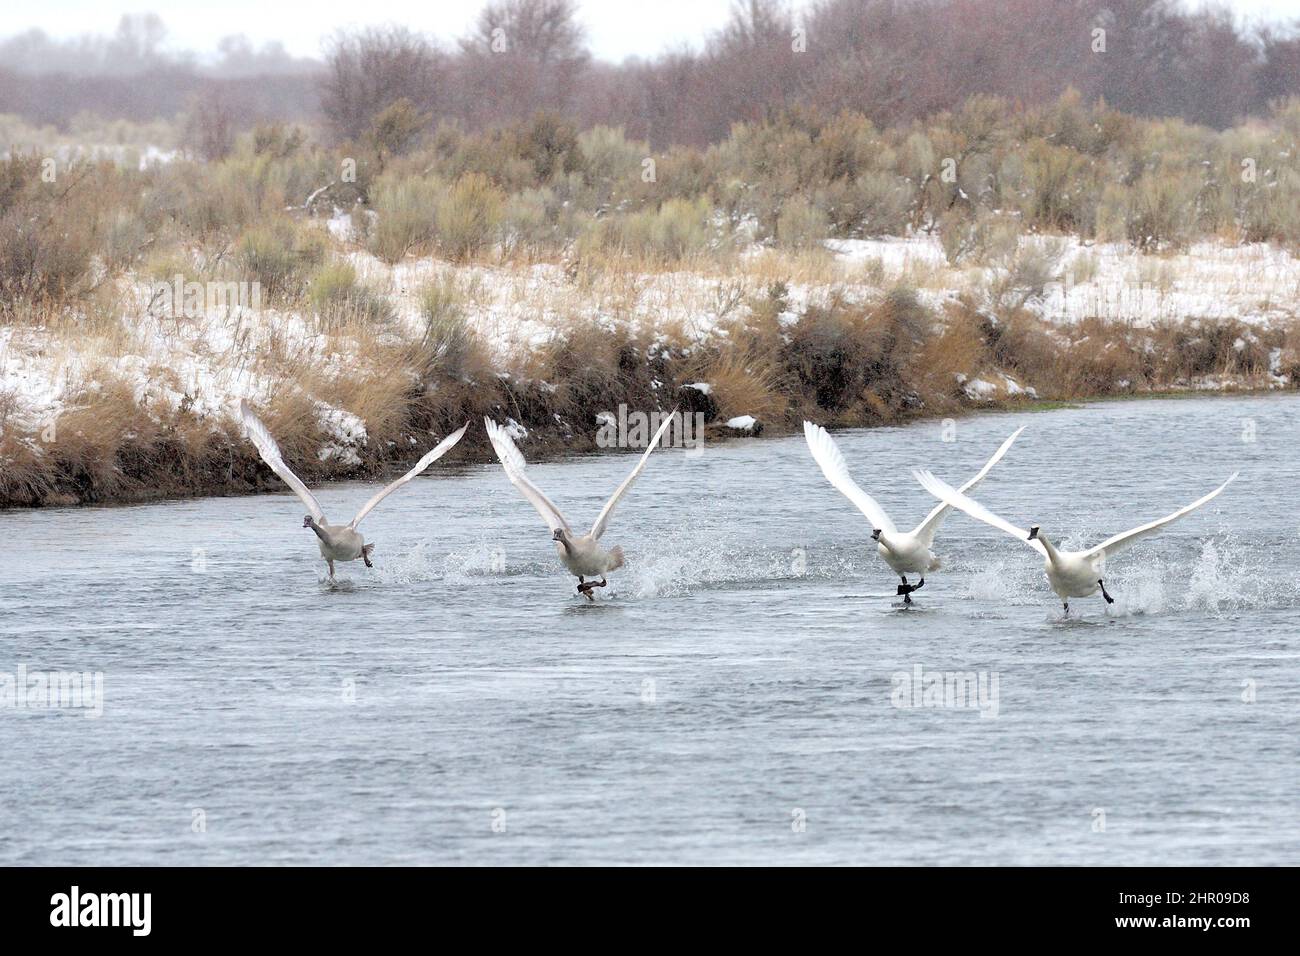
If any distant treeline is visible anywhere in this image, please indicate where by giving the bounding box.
[1,0,1298,145]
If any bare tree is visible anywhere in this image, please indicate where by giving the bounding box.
[183,83,236,161]
[456,0,590,125]
[320,27,443,143]
[1257,27,1300,105]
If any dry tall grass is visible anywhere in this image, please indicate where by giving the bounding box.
[5,96,1300,507]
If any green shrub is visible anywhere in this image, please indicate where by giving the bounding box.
[615,197,716,263]
[0,154,99,303]
[366,98,430,160]
[577,125,645,206]
[841,171,911,237]
[1021,140,1096,234]
[502,187,567,258]
[776,196,830,250]
[367,174,442,263]
[1242,168,1300,245]
[434,172,505,261]
[102,209,152,272]
[307,260,394,324]
[1126,170,1198,251]
[235,220,326,302]
[940,209,1021,266]
[417,274,473,376]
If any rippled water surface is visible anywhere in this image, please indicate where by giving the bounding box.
[2,395,1297,864]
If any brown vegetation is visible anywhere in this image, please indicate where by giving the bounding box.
[4,2,1300,148]
[3,57,1300,509]
[3,277,1293,509]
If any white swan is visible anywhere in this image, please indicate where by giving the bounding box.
[803,422,1024,603]
[913,467,1238,614]
[239,400,468,579]
[485,415,674,600]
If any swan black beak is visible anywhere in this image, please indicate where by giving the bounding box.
[871,529,882,541]
[551,529,564,541]
[1027,526,1039,541]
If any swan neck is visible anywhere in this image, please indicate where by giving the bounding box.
[308,519,330,543]
[1037,533,1061,565]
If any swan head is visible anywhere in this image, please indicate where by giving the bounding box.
[871,529,883,541]
[303,515,314,528]
[552,528,566,542]
[1027,525,1040,541]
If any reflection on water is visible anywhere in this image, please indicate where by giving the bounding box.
[1,394,1296,864]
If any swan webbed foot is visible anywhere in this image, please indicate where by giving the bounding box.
[896,576,924,599]
[575,577,608,601]
[1062,602,1069,616]
[1098,580,1115,604]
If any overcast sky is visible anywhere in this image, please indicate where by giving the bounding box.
[10,0,1300,63]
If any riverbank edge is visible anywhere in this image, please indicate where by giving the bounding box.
[3,384,1289,512]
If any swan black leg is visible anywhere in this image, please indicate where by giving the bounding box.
[897,575,924,604]
[577,576,596,601]
[1098,580,1114,604]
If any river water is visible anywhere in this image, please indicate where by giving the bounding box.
[1,394,1295,864]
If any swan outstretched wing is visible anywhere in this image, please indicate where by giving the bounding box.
[913,469,1047,557]
[485,418,571,534]
[348,423,469,529]
[1083,473,1237,561]
[912,426,1024,545]
[239,400,325,523]
[589,413,675,540]
[803,422,896,534]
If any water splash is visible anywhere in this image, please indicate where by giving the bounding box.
[952,535,1288,618]
[966,558,1023,604]
[366,531,1291,617]
[1181,538,1265,612]
[627,538,872,599]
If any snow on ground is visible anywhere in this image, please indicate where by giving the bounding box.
[1,230,1295,458]
[0,143,181,170]
[0,288,362,457]
[829,233,1299,328]
[326,208,355,242]
[367,253,849,358]
[1036,238,1300,326]
[826,236,949,271]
